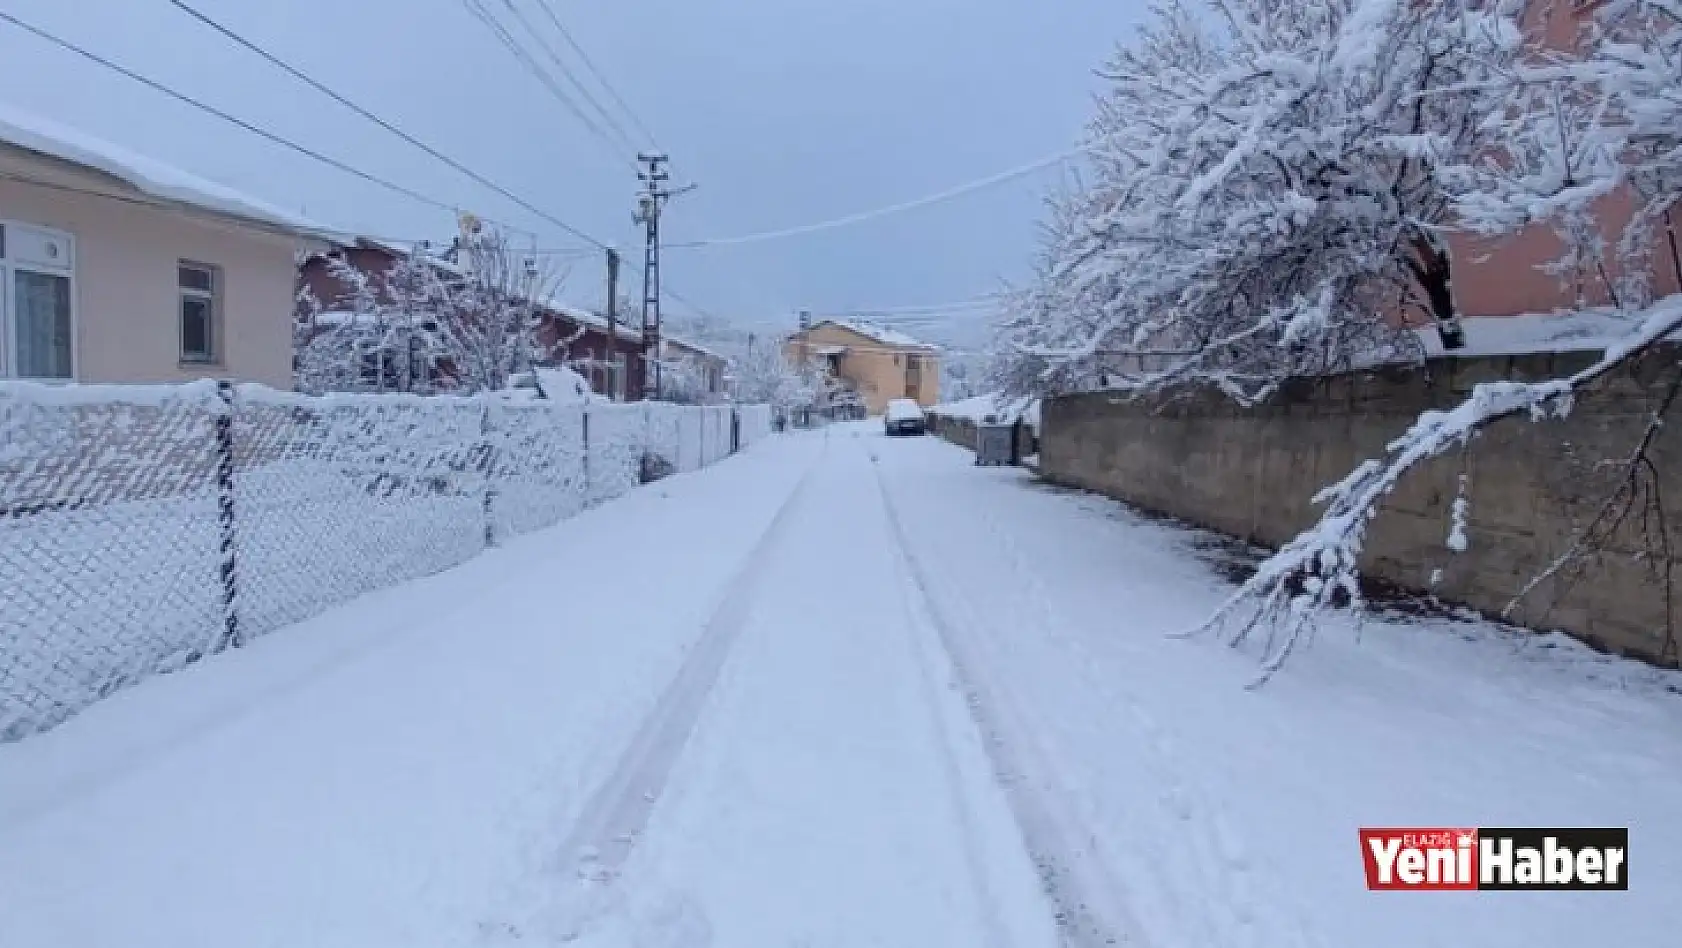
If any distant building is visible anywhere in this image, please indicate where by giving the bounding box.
[0,104,333,387]
[784,317,940,415]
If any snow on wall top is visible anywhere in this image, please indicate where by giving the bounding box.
[928,392,1040,428]
[1410,307,1682,359]
[817,319,938,351]
[0,103,339,240]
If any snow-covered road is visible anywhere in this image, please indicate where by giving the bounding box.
[3,423,1680,948]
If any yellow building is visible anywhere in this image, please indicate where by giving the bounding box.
[784,318,940,416]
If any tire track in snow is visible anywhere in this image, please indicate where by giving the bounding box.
[959,491,1300,948]
[884,503,1014,948]
[519,445,826,940]
[874,462,1145,948]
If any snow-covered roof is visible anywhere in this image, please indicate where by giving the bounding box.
[814,319,938,350]
[0,102,339,240]
[534,295,640,343]
[663,335,726,362]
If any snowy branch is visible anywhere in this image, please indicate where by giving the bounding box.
[1196,298,1682,683]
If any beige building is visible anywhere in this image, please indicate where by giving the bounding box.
[785,318,940,415]
[0,105,331,388]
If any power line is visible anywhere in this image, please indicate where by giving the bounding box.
[0,9,486,225]
[162,0,608,250]
[462,1,610,150]
[665,285,724,323]
[667,148,1084,249]
[461,0,634,169]
[495,0,642,157]
[836,296,1007,316]
[528,0,660,149]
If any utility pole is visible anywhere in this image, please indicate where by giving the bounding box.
[632,154,696,401]
[605,247,620,398]
[634,154,670,400]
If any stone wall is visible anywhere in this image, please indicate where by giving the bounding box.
[928,414,979,450]
[1040,347,1682,666]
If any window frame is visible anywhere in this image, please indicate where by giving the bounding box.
[177,260,221,366]
[0,220,78,382]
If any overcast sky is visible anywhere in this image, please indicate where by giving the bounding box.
[0,0,1146,351]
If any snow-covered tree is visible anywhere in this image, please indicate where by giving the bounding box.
[1182,0,1682,677]
[1593,0,1682,290]
[296,228,566,396]
[425,226,566,393]
[999,0,1532,401]
[653,356,710,405]
[731,343,819,411]
[991,0,1682,677]
[294,254,446,395]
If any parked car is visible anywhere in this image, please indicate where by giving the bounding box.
[884,398,927,436]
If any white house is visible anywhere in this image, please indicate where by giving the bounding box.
[0,104,336,387]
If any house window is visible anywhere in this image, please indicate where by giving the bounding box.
[1,221,76,380]
[178,262,220,364]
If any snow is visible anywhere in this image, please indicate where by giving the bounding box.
[885,398,925,422]
[1447,475,1471,553]
[307,309,408,330]
[2,426,1679,947]
[499,366,604,404]
[535,295,640,342]
[819,318,938,350]
[1410,307,1682,359]
[662,335,725,362]
[929,392,1040,428]
[0,102,338,240]
[0,377,221,408]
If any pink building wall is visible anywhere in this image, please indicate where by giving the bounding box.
[1446,0,1682,322]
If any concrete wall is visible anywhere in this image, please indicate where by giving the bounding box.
[929,413,978,450]
[1,147,301,388]
[1041,347,1682,666]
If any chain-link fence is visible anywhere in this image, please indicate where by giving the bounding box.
[0,380,774,742]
